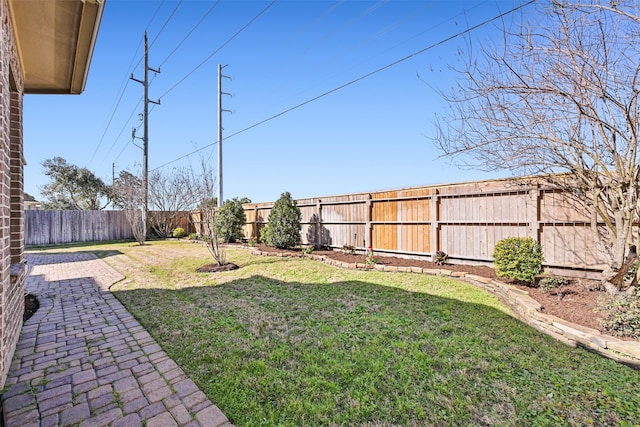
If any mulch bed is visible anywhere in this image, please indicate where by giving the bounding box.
[196,263,240,273]
[252,244,608,333]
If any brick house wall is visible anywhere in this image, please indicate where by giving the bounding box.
[0,0,25,391]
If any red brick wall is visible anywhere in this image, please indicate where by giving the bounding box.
[0,0,25,391]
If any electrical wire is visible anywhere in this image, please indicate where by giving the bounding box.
[156,0,277,101]
[89,0,167,163]
[105,0,272,169]
[105,97,144,160]
[149,0,184,49]
[150,0,536,172]
[158,0,221,68]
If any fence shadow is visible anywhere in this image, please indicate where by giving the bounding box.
[306,213,332,248]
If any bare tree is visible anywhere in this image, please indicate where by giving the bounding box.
[148,166,213,238]
[434,1,640,290]
[201,207,226,266]
[112,171,146,245]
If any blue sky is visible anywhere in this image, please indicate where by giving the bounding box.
[23,0,532,204]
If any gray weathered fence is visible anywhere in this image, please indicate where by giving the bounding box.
[25,210,134,246]
[237,177,610,278]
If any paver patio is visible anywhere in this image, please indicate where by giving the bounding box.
[1,252,232,427]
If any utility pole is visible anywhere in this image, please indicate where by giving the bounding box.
[218,64,232,207]
[131,31,160,235]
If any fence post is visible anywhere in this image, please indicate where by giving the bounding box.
[530,186,541,244]
[430,189,439,261]
[316,199,323,247]
[365,194,372,249]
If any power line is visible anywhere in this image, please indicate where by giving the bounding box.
[104,0,273,170]
[104,97,143,160]
[90,0,169,163]
[149,0,184,49]
[158,0,221,68]
[157,0,277,100]
[150,0,535,171]
[227,1,536,140]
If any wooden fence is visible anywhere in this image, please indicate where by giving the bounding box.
[238,178,608,277]
[25,210,197,246]
[25,210,134,246]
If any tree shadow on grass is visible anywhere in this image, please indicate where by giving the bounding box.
[112,275,640,427]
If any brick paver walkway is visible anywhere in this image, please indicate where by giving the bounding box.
[2,252,232,427]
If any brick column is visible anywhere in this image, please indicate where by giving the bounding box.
[9,90,23,265]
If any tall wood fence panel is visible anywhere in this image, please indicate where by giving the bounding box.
[25,210,134,246]
[241,178,611,275]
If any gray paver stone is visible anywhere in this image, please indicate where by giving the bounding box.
[40,413,59,427]
[139,401,166,420]
[74,379,99,394]
[87,384,112,399]
[173,379,199,398]
[60,402,90,425]
[80,407,123,427]
[196,405,229,427]
[38,391,73,413]
[113,375,139,393]
[122,396,149,415]
[37,383,71,403]
[163,368,184,382]
[99,369,133,386]
[146,385,173,403]
[182,391,208,411]
[169,403,193,425]
[111,413,143,427]
[146,411,179,427]
[73,369,97,385]
[89,391,115,412]
[6,407,39,424]
[138,370,161,385]
[119,387,144,404]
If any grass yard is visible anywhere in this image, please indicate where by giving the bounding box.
[31,240,640,426]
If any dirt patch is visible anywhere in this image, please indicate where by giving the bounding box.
[253,244,610,334]
[196,263,240,273]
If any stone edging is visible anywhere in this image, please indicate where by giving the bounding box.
[251,249,640,368]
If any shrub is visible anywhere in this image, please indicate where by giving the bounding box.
[493,237,543,284]
[214,197,248,243]
[435,251,448,265]
[366,246,377,265]
[188,233,199,240]
[538,276,569,294]
[342,244,356,255]
[598,287,640,338]
[172,227,187,238]
[262,192,301,249]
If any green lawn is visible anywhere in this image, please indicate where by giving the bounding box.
[32,241,640,426]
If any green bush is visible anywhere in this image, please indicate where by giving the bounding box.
[599,287,640,338]
[342,245,356,255]
[493,237,543,284]
[188,233,199,240]
[538,276,569,293]
[262,192,301,249]
[172,227,187,238]
[435,251,448,265]
[214,197,248,243]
